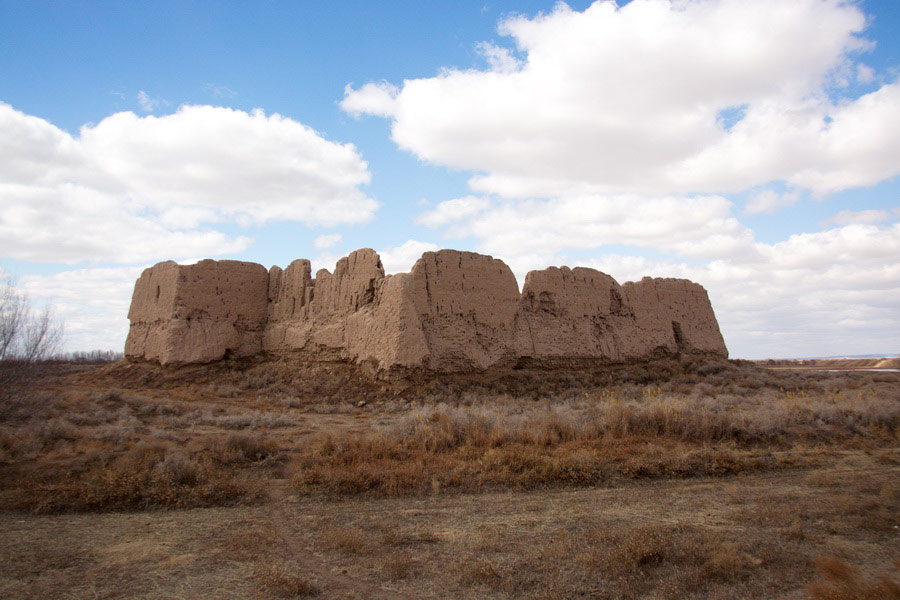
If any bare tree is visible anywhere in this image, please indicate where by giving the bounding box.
[0,279,63,363]
[0,282,26,360]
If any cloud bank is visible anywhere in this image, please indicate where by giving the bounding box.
[1,102,377,264]
[343,0,898,198]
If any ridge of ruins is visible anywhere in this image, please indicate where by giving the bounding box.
[125,248,728,373]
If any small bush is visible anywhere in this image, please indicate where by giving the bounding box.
[12,439,266,513]
[457,558,503,586]
[255,560,319,597]
[153,449,201,486]
[806,556,900,600]
[383,552,415,580]
[217,432,280,463]
[321,526,370,554]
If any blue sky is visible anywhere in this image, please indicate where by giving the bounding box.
[1,0,898,359]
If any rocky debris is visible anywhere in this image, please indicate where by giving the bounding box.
[125,248,728,371]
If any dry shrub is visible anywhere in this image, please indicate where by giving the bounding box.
[457,558,503,586]
[153,448,201,485]
[703,541,762,580]
[476,443,607,488]
[18,442,265,513]
[806,556,900,600]
[6,358,900,512]
[383,552,415,580]
[620,446,770,479]
[255,559,319,597]
[379,529,439,548]
[40,418,79,443]
[292,405,788,497]
[212,432,280,464]
[321,526,371,554]
[192,409,296,429]
[0,388,282,513]
[289,371,898,498]
[295,436,617,496]
[578,523,768,598]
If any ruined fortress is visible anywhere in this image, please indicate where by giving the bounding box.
[125,248,728,373]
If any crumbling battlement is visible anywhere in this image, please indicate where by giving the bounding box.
[125,248,728,372]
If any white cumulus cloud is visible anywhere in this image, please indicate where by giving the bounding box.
[420,195,755,261]
[378,240,439,274]
[744,189,800,215]
[344,0,898,198]
[313,233,343,250]
[21,266,146,352]
[0,102,377,264]
[821,209,893,226]
[340,82,399,118]
[416,196,492,227]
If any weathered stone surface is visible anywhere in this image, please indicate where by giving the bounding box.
[311,248,383,317]
[125,248,728,370]
[409,251,521,371]
[623,277,728,356]
[125,259,268,365]
[516,266,644,363]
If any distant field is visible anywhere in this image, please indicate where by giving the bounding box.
[1,357,897,599]
[758,357,900,371]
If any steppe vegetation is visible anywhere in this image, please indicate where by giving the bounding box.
[1,356,897,599]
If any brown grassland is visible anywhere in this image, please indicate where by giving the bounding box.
[0,356,897,599]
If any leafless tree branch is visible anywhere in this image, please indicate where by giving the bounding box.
[0,278,64,364]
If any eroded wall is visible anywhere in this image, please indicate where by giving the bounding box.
[125,259,268,365]
[125,248,728,370]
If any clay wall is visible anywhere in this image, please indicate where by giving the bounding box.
[516,266,642,363]
[125,259,268,365]
[407,251,521,371]
[125,248,728,370]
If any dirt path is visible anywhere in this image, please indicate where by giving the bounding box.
[267,478,414,600]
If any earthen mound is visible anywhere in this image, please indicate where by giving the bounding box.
[125,248,728,372]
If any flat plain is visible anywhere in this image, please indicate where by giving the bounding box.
[1,357,897,599]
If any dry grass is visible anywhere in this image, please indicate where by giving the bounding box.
[1,450,897,599]
[2,357,897,510]
[221,522,279,561]
[3,437,271,513]
[265,452,896,599]
[255,559,319,598]
[0,356,897,599]
[0,379,283,512]
[290,384,897,496]
[806,556,900,599]
[433,516,800,599]
[320,525,371,554]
